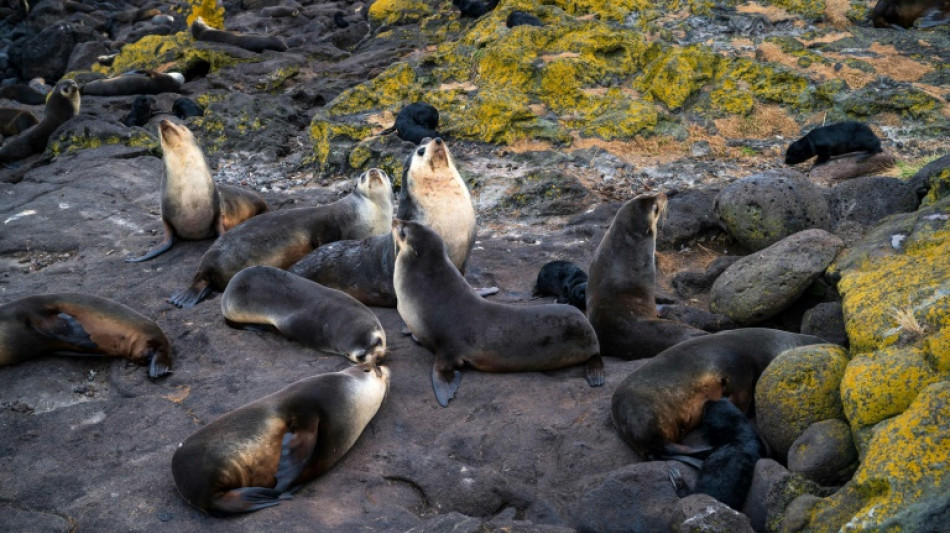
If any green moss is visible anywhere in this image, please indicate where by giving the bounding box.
[307,118,374,169]
[922,168,950,206]
[637,44,720,110]
[180,0,225,28]
[254,66,299,93]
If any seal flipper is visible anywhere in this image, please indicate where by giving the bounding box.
[585,354,605,387]
[145,345,172,379]
[210,487,292,515]
[29,312,98,350]
[432,361,462,407]
[660,442,714,458]
[169,279,212,308]
[126,220,176,262]
[668,467,691,497]
[274,430,317,492]
[665,454,705,469]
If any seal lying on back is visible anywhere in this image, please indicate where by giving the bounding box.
[586,192,707,359]
[394,220,604,407]
[169,168,393,308]
[0,79,80,163]
[81,71,184,97]
[0,293,172,378]
[127,119,268,262]
[785,121,882,166]
[0,107,38,136]
[221,266,386,364]
[171,364,389,515]
[611,328,826,459]
[191,17,288,53]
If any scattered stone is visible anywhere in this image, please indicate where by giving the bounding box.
[671,255,740,299]
[657,188,723,250]
[788,418,858,487]
[670,494,755,533]
[800,301,848,346]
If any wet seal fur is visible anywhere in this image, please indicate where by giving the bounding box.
[122,95,154,127]
[393,220,604,407]
[871,0,950,28]
[0,292,172,378]
[669,398,767,510]
[171,364,389,515]
[453,0,499,18]
[191,16,288,53]
[126,119,268,262]
[169,168,393,308]
[221,266,386,364]
[290,138,475,307]
[586,192,707,359]
[81,71,184,97]
[172,97,204,120]
[381,102,440,145]
[0,79,80,163]
[785,121,882,166]
[611,328,826,459]
[535,260,588,311]
[0,107,39,136]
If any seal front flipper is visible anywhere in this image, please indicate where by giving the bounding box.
[432,360,462,407]
[145,343,172,378]
[28,311,97,350]
[211,487,292,515]
[126,220,175,262]
[274,430,317,491]
[585,354,605,387]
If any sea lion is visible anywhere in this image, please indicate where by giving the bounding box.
[611,328,826,459]
[191,17,288,53]
[0,84,47,105]
[871,0,950,28]
[0,293,172,378]
[171,363,389,515]
[453,0,499,18]
[0,107,39,136]
[169,168,393,308]
[81,71,184,97]
[506,10,544,27]
[0,79,80,163]
[122,95,154,127]
[393,220,604,407]
[126,119,269,262]
[535,260,588,311]
[785,121,883,166]
[381,102,440,145]
[221,266,386,364]
[586,192,707,360]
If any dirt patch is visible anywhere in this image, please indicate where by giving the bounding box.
[736,2,798,22]
[826,43,934,83]
[824,0,853,28]
[714,104,801,139]
[756,41,876,89]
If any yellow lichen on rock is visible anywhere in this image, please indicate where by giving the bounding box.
[327,63,420,117]
[182,0,225,29]
[637,45,720,110]
[95,31,251,76]
[368,0,435,26]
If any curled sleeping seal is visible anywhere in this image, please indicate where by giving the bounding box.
[191,17,288,53]
[380,103,440,145]
[81,71,184,97]
[453,0,499,18]
[0,107,39,136]
[535,260,588,311]
[586,192,707,360]
[221,266,386,364]
[171,363,389,515]
[393,219,604,407]
[126,119,268,262]
[669,398,767,510]
[871,0,950,28]
[785,121,882,166]
[506,10,544,27]
[172,97,204,120]
[290,138,477,306]
[0,84,47,105]
[0,79,80,163]
[611,328,826,459]
[122,95,155,127]
[169,168,393,308]
[0,293,172,378]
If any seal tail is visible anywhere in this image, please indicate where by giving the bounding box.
[169,280,212,308]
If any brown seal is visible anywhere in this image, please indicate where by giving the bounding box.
[610,328,826,459]
[0,84,47,105]
[393,219,604,407]
[0,79,80,163]
[0,292,172,378]
[169,168,393,308]
[171,363,389,515]
[871,0,950,28]
[126,119,268,262]
[81,71,185,97]
[0,107,38,136]
[221,266,386,364]
[191,16,288,53]
[586,192,707,359]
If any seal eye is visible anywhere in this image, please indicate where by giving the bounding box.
[416,147,425,157]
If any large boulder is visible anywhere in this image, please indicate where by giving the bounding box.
[800,301,848,346]
[670,494,755,533]
[9,22,102,81]
[827,176,919,231]
[787,418,858,487]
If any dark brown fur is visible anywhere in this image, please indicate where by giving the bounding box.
[0,80,80,163]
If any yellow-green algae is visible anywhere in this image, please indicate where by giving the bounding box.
[94,31,253,76]
[921,167,950,206]
[762,0,827,19]
[308,118,374,168]
[45,130,158,158]
[181,0,225,28]
[368,0,434,26]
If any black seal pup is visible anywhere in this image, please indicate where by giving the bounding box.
[506,10,544,27]
[172,97,204,119]
[393,220,604,407]
[535,260,588,311]
[0,79,80,163]
[784,121,883,166]
[191,17,288,53]
[171,364,389,515]
[453,0,499,18]
[122,95,154,127]
[381,102,440,145]
[0,293,172,378]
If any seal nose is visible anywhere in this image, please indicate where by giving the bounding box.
[434,137,443,145]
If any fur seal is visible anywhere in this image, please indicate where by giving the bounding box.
[506,10,544,27]
[0,84,47,105]
[191,17,288,53]
[221,266,386,364]
[0,107,39,136]
[586,192,707,360]
[172,363,388,515]
[122,95,154,127]
[611,328,826,459]
[0,293,172,378]
[126,119,268,262]
[381,103,440,145]
[289,233,396,307]
[169,168,393,308]
[81,71,184,97]
[535,260,588,311]
[0,79,80,163]
[785,121,882,166]
[393,220,604,407]
[453,0,499,18]
[172,97,204,120]
[871,0,950,27]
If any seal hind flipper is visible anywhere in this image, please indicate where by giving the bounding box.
[661,442,715,458]
[223,318,278,333]
[29,312,97,350]
[274,430,317,492]
[585,354,605,387]
[665,455,706,469]
[668,467,691,497]
[169,280,212,308]
[432,362,462,407]
[126,220,176,262]
[475,286,499,297]
[211,487,292,515]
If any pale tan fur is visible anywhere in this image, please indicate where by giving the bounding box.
[159,121,217,239]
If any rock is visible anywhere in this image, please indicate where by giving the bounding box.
[45,116,159,160]
[0,505,71,532]
[672,255,740,299]
[755,344,849,462]
[496,169,592,217]
[827,176,919,231]
[800,302,848,346]
[657,305,736,332]
[806,149,896,185]
[906,153,950,200]
[741,459,792,533]
[787,419,857,487]
[710,229,844,325]
[657,188,723,250]
[9,22,101,81]
[65,41,112,73]
[670,494,755,533]
[404,512,483,533]
[714,170,831,252]
[777,494,823,533]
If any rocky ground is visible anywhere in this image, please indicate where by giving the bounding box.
[0,0,949,532]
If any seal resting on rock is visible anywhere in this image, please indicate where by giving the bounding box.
[0,79,80,163]
[784,121,882,166]
[381,102,440,145]
[0,107,38,136]
[81,71,184,96]
[122,95,154,127]
[171,364,389,515]
[453,0,499,18]
[191,16,288,53]
[393,220,604,407]
[506,10,544,27]
[0,293,172,378]
[534,260,588,311]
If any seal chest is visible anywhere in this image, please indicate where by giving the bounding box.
[159,120,217,240]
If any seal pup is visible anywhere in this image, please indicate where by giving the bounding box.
[506,10,544,27]
[169,168,393,308]
[535,260,588,311]
[669,399,766,510]
[0,79,80,163]
[871,0,950,27]
[785,121,882,166]
[81,71,184,97]
[221,266,386,364]
[172,97,204,119]
[122,95,154,127]
[393,220,604,407]
[0,107,39,136]
[380,102,440,145]
[586,192,707,360]
[611,328,826,459]
[191,17,288,53]
[171,363,389,515]
[0,293,172,378]
[453,0,499,18]
[126,119,269,262]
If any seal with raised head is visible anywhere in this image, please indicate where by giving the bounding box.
[785,121,883,166]
[0,292,172,378]
[171,363,389,515]
[0,79,80,163]
[126,119,269,262]
[191,16,288,53]
[169,168,393,308]
[586,192,707,360]
[0,107,38,136]
[611,328,826,459]
[81,71,184,97]
[221,266,386,364]
[393,219,604,407]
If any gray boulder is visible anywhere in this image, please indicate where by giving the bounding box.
[657,188,723,249]
[801,302,848,346]
[10,22,102,81]
[671,494,756,533]
[787,419,858,487]
[828,176,918,230]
